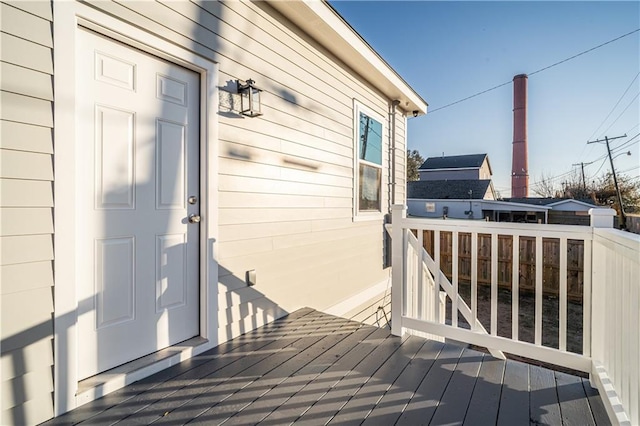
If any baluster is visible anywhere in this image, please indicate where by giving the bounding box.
[491,233,498,336]
[535,236,543,346]
[434,230,440,323]
[512,235,520,341]
[452,230,459,328]
[471,231,478,331]
[559,237,568,351]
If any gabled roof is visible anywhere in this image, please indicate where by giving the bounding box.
[419,154,488,171]
[547,199,599,208]
[267,1,427,116]
[408,180,492,200]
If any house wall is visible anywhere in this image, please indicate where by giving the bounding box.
[407,199,483,219]
[2,1,410,421]
[419,168,480,181]
[480,158,491,179]
[0,2,56,425]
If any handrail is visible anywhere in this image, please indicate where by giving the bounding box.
[406,231,505,360]
[390,204,638,424]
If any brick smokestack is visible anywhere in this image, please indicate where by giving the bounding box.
[511,74,529,197]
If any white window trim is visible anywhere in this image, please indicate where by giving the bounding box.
[353,100,386,221]
[53,2,219,415]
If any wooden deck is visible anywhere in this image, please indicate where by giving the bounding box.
[43,308,609,425]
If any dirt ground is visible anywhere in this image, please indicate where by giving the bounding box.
[445,282,585,373]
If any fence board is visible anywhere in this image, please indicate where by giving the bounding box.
[421,230,584,302]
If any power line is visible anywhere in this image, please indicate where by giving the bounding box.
[590,156,610,177]
[625,123,639,134]
[529,168,577,186]
[588,72,640,141]
[428,28,640,114]
[612,133,640,152]
[599,92,640,136]
[428,81,512,113]
[528,29,640,76]
[528,134,638,188]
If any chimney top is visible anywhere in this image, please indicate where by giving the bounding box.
[513,74,528,80]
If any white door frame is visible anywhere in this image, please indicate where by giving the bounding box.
[53,2,219,415]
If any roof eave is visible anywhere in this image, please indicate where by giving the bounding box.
[266,0,428,116]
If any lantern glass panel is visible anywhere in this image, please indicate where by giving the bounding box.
[251,88,261,114]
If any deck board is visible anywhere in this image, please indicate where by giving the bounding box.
[293,330,406,425]
[42,308,605,426]
[497,359,530,425]
[464,356,505,425]
[530,364,562,425]
[430,347,483,425]
[258,325,380,425]
[395,342,465,425]
[556,371,596,426]
[582,378,612,425]
[326,336,426,425]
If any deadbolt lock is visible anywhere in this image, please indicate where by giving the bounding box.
[188,196,198,205]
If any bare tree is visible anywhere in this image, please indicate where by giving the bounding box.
[531,172,558,198]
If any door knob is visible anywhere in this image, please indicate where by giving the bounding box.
[188,214,201,224]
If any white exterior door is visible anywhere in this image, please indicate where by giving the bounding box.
[76,29,200,379]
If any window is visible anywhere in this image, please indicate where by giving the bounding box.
[354,102,384,217]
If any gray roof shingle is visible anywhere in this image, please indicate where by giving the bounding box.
[419,154,487,170]
[408,179,492,199]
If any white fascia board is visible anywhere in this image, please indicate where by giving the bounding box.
[419,166,481,171]
[479,200,552,211]
[267,0,428,115]
[547,199,598,209]
[407,199,550,212]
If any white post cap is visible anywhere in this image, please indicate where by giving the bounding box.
[589,208,616,228]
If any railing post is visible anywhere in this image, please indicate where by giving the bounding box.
[589,209,614,369]
[391,204,406,337]
[589,208,615,229]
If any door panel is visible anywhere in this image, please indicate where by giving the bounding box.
[77,28,200,379]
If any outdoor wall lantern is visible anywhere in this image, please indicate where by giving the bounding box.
[236,79,262,117]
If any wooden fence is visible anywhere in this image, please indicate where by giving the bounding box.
[420,230,585,302]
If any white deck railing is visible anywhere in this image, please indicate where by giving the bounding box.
[390,205,640,425]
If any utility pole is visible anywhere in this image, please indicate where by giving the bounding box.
[361,116,370,159]
[587,134,627,229]
[572,162,587,191]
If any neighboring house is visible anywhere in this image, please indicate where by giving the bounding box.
[407,153,498,219]
[418,153,493,182]
[407,198,551,221]
[504,197,601,225]
[407,195,605,224]
[408,179,494,200]
[413,153,497,201]
[0,1,427,423]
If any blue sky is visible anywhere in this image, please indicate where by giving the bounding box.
[329,1,640,197]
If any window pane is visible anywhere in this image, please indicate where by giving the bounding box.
[359,163,381,211]
[359,112,382,165]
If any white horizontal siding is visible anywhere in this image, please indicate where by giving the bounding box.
[0,3,52,48]
[0,2,54,424]
[0,121,53,154]
[0,32,53,74]
[1,261,53,295]
[3,0,51,21]
[0,150,53,180]
[0,92,53,128]
[0,179,53,207]
[0,208,54,236]
[63,0,405,382]
[0,62,53,101]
